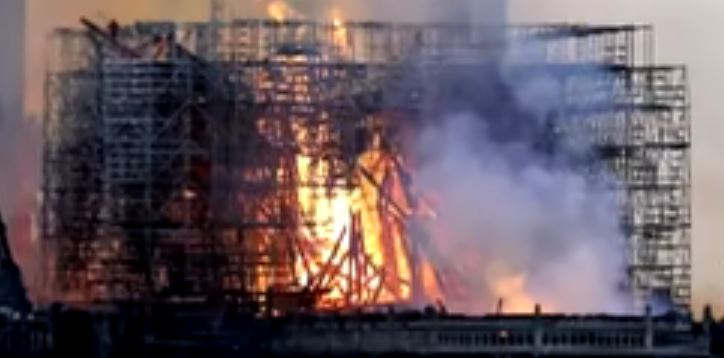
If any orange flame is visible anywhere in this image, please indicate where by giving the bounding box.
[291,125,421,308]
[492,274,537,313]
[329,9,352,58]
[246,43,444,311]
[266,0,299,22]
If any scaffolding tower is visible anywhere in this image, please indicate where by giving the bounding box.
[42,19,691,312]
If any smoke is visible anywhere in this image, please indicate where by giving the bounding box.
[0,0,27,218]
[400,42,634,313]
[278,0,633,315]
[413,114,631,313]
[0,0,42,300]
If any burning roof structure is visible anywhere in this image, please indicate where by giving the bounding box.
[40,16,690,315]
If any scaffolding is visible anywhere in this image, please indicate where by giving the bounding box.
[42,19,690,312]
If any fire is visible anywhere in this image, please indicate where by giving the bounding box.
[264,3,352,59]
[243,17,448,311]
[249,52,445,309]
[492,274,537,313]
[329,9,352,58]
[245,43,558,313]
[266,0,299,22]
[292,123,421,308]
[420,258,444,303]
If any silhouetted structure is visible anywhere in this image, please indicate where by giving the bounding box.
[0,212,30,311]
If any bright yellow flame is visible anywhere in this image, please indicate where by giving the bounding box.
[332,16,344,28]
[267,0,298,22]
[492,274,537,313]
[329,8,352,58]
[295,154,353,290]
[248,51,444,311]
[294,124,420,307]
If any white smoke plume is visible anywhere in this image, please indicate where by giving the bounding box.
[413,113,631,313]
[401,38,635,313]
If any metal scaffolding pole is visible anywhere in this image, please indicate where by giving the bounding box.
[41,19,691,313]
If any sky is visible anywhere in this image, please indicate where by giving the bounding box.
[16,0,723,314]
